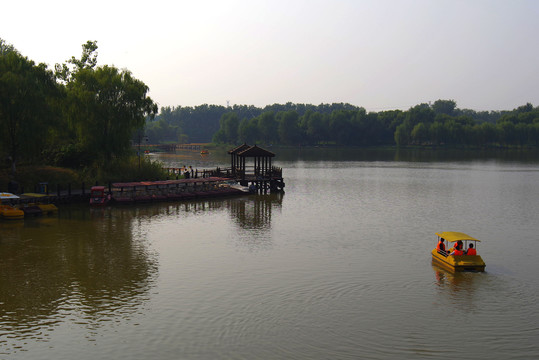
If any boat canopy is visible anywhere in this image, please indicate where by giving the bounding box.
[435,231,480,242]
[0,192,19,199]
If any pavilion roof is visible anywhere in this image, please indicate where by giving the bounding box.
[237,145,275,158]
[228,143,251,154]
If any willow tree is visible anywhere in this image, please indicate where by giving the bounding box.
[60,42,157,165]
[0,40,61,175]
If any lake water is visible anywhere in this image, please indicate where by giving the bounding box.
[1,148,539,360]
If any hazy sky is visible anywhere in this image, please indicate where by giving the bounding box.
[2,0,538,112]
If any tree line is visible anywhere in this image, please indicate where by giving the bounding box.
[146,102,360,144]
[150,99,539,147]
[209,100,539,147]
[0,39,157,177]
[3,36,539,183]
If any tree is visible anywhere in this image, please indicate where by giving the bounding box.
[277,110,301,145]
[394,124,408,146]
[301,111,328,144]
[429,121,445,144]
[0,49,61,174]
[238,118,258,144]
[65,65,157,163]
[411,123,428,144]
[432,99,457,116]
[220,112,240,143]
[329,110,355,144]
[55,40,98,82]
[0,38,18,56]
[258,111,278,144]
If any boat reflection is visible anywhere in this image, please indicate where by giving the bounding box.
[432,264,485,311]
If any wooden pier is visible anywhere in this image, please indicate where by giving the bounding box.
[164,144,285,194]
[134,143,210,152]
[4,144,284,206]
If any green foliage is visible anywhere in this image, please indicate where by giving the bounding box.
[3,35,539,186]
[257,111,278,145]
[238,118,258,144]
[0,46,62,174]
[0,38,160,188]
[277,110,301,145]
[0,166,80,192]
[54,40,98,82]
[64,65,157,163]
[83,156,168,184]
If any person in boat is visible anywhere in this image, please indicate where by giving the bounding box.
[437,238,447,254]
[450,246,464,256]
[466,243,477,255]
[455,240,463,251]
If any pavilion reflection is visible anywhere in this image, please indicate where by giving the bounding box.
[228,192,283,230]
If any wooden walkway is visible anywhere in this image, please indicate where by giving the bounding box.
[134,143,210,152]
[164,165,285,194]
[6,162,284,206]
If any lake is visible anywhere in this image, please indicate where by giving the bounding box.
[1,148,539,359]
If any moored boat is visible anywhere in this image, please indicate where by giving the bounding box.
[89,186,111,206]
[36,203,58,214]
[108,177,247,205]
[18,203,43,217]
[0,193,25,220]
[431,231,485,272]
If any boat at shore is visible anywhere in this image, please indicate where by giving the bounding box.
[0,193,25,220]
[431,231,486,272]
[91,177,250,205]
[0,203,25,220]
[90,186,111,206]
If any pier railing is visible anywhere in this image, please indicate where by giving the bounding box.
[164,166,283,180]
[7,165,284,204]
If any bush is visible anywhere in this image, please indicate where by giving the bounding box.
[0,166,81,193]
[0,156,167,192]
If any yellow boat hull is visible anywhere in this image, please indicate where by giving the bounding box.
[37,203,58,214]
[431,249,485,272]
[0,205,25,220]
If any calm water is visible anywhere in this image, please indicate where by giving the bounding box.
[1,148,539,360]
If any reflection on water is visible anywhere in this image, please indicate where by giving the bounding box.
[0,208,159,355]
[0,193,283,355]
[229,192,283,230]
[277,146,539,163]
[432,264,483,310]
[3,149,539,359]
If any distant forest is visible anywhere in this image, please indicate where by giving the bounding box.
[147,100,539,147]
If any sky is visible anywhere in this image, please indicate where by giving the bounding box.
[2,0,538,112]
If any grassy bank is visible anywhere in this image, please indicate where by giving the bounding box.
[0,156,168,193]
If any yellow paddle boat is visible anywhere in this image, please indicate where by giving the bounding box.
[37,203,58,214]
[431,231,485,272]
[19,193,58,214]
[0,193,24,220]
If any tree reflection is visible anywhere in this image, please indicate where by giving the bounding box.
[0,209,158,349]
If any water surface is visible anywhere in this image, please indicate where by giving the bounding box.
[1,148,539,359]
